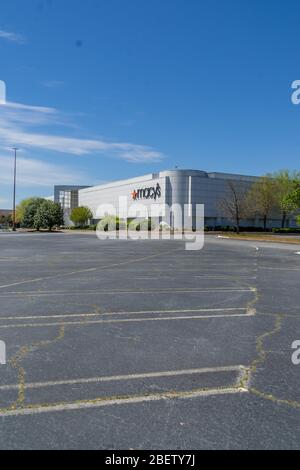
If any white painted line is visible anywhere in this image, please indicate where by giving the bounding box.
[295,252,300,255]
[0,365,245,391]
[0,387,248,417]
[0,287,254,298]
[0,248,183,291]
[1,287,253,293]
[0,311,255,329]
[0,307,247,322]
[0,268,97,290]
[260,266,300,272]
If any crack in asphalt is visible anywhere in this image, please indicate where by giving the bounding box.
[7,326,65,411]
[236,245,300,410]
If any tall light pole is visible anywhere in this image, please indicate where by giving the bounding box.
[12,147,18,232]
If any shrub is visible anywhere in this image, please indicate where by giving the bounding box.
[209,225,271,233]
[272,227,300,233]
[68,225,89,230]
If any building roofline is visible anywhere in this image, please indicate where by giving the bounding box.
[78,168,262,193]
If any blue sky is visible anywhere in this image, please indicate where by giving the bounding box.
[1,0,300,208]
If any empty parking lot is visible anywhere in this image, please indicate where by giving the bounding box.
[0,232,299,449]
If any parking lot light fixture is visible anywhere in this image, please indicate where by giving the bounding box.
[12,147,18,232]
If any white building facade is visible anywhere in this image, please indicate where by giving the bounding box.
[76,169,296,229]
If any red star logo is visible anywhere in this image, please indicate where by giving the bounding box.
[132,190,138,200]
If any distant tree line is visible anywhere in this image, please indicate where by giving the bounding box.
[219,170,300,233]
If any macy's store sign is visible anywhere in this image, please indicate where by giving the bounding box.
[131,183,161,201]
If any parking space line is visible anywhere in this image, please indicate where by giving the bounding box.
[0,310,255,329]
[0,365,245,391]
[0,287,255,298]
[0,247,183,291]
[0,365,249,417]
[0,268,97,290]
[0,307,247,321]
[0,387,249,417]
[260,266,300,271]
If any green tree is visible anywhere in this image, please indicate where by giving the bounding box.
[246,176,277,231]
[16,198,35,224]
[272,170,300,228]
[33,201,64,231]
[70,206,93,227]
[288,182,300,227]
[23,198,45,229]
[287,183,300,207]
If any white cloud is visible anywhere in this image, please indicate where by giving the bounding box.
[0,100,164,163]
[0,154,86,188]
[0,126,163,161]
[4,101,56,113]
[0,29,26,44]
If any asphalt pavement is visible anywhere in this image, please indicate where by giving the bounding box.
[0,232,299,449]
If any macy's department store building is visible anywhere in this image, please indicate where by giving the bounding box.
[54,169,297,229]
